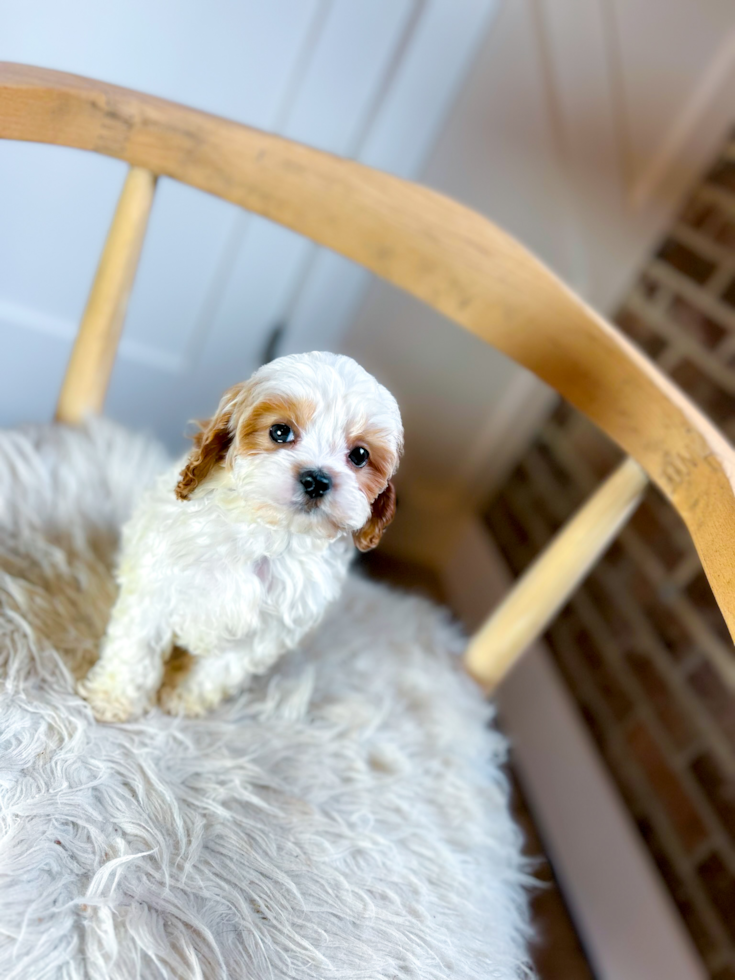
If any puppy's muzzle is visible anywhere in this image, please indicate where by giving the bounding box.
[299,469,332,500]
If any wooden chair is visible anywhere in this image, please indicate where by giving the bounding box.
[2,62,734,695]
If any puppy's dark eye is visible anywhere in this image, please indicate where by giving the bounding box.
[270,423,294,444]
[348,446,369,467]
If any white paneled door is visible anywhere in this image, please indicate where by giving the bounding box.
[0,0,498,447]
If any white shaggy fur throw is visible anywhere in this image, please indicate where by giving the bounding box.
[0,419,533,979]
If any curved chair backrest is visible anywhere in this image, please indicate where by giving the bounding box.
[2,63,734,691]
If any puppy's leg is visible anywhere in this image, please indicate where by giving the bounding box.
[158,647,251,717]
[78,589,171,722]
[159,638,286,717]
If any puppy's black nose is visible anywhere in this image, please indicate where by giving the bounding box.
[300,469,332,500]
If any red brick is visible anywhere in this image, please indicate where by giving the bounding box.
[584,574,636,646]
[668,295,727,349]
[691,753,735,846]
[657,238,715,284]
[615,307,667,358]
[533,493,566,536]
[712,216,735,249]
[545,624,580,692]
[685,572,732,645]
[556,604,585,634]
[721,277,735,312]
[563,422,622,480]
[535,439,576,494]
[638,817,721,962]
[713,966,735,980]
[681,195,735,251]
[687,660,735,753]
[508,461,531,489]
[573,625,632,722]
[626,720,709,852]
[707,159,735,194]
[625,649,695,750]
[629,496,688,570]
[577,702,608,755]
[639,273,664,301]
[697,853,735,944]
[546,618,588,690]
[604,540,630,571]
[642,600,694,663]
[670,361,735,427]
[624,564,659,609]
[679,197,716,230]
[603,746,650,819]
[483,494,533,576]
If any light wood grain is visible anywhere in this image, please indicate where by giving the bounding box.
[2,62,735,649]
[465,458,648,691]
[55,165,156,423]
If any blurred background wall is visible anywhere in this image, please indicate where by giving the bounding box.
[5,0,735,570]
[1,0,497,447]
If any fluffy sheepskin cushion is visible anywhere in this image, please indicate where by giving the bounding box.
[0,420,532,979]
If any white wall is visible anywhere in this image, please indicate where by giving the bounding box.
[0,0,498,448]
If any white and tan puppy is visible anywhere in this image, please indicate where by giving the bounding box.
[79,352,403,721]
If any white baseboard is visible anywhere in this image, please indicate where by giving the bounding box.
[442,518,707,980]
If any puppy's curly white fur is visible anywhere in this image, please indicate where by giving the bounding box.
[78,352,403,721]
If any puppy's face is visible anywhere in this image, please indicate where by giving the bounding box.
[176,353,403,550]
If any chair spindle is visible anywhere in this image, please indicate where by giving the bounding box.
[55,165,157,423]
[464,456,648,691]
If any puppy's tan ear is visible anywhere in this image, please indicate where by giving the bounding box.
[175,413,233,500]
[353,481,397,552]
[175,387,244,500]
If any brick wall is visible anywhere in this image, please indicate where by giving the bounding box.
[484,133,735,979]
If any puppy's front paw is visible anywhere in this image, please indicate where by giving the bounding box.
[158,680,224,718]
[77,677,141,724]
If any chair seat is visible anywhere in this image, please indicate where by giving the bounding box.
[0,420,531,980]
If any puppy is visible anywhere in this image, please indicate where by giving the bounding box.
[78,352,403,721]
